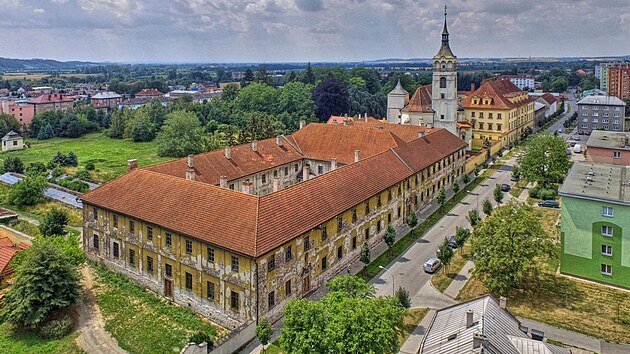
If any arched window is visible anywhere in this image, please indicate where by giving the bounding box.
[440,77,447,88]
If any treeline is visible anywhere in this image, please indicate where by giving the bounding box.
[30,107,107,139]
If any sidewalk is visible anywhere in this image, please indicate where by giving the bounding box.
[399,310,435,354]
[443,260,474,299]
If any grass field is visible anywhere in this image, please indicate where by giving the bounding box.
[0,183,82,227]
[2,133,174,182]
[0,322,83,354]
[92,265,226,354]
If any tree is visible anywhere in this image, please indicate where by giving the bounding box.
[462,174,470,184]
[0,113,21,137]
[493,184,504,204]
[360,242,370,268]
[471,201,556,294]
[3,156,24,174]
[240,111,283,143]
[256,318,274,353]
[437,237,454,275]
[395,287,411,309]
[406,211,418,227]
[466,208,481,227]
[66,151,78,167]
[437,186,446,209]
[126,111,157,142]
[37,123,54,140]
[39,208,69,237]
[313,77,350,122]
[107,109,129,138]
[281,275,406,354]
[482,198,493,216]
[384,225,396,255]
[520,134,571,187]
[452,180,460,194]
[240,68,255,88]
[301,62,316,85]
[25,162,47,177]
[233,82,278,115]
[551,77,568,93]
[7,176,47,206]
[327,275,375,298]
[512,164,521,180]
[156,110,204,158]
[0,238,81,329]
[254,67,272,86]
[454,227,470,255]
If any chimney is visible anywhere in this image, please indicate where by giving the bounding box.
[354,149,360,162]
[466,309,474,328]
[303,165,310,181]
[127,159,138,171]
[331,158,337,171]
[299,120,306,129]
[276,135,283,147]
[219,175,228,188]
[225,146,231,159]
[472,333,487,349]
[364,113,368,122]
[343,113,348,126]
[251,140,258,152]
[471,82,476,92]
[499,296,507,310]
[333,120,338,125]
[186,154,195,181]
[273,177,280,192]
[242,180,253,194]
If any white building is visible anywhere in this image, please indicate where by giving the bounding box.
[501,74,535,91]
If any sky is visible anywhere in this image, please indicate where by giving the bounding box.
[1,0,629,63]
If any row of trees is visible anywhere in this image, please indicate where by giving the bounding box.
[31,106,107,139]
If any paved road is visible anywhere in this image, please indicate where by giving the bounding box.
[373,155,517,302]
[546,90,577,136]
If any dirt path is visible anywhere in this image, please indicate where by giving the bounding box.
[75,266,127,354]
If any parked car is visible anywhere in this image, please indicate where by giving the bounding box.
[501,184,511,192]
[423,257,441,273]
[566,148,572,156]
[538,200,560,208]
[510,175,519,182]
[558,128,563,134]
[570,141,577,147]
[573,144,582,153]
[448,236,458,249]
[573,136,581,141]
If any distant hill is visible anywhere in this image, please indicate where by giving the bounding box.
[0,57,98,72]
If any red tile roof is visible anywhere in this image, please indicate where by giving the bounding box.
[0,237,19,276]
[540,92,559,105]
[326,116,354,125]
[403,85,433,113]
[29,94,72,104]
[352,119,437,142]
[135,89,163,97]
[461,79,533,110]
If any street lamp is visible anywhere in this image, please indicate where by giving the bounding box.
[467,190,479,210]
[378,265,395,296]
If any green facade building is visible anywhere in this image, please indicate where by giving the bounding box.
[559,162,630,289]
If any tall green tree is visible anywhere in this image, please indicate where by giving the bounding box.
[241,68,255,88]
[520,134,571,187]
[3,156,24,174]
[437,187,446,209]
[313,77,350,122]
[471,201,556,294]
[39,207,69,237]
[437,237,454,275]
[0,113,21,137]
[281,275,406,354]
[493,184,504,204]
[482,198,493,216]
[156,110,204,157]
[466,208,481,227]
[0,238,81,328]
[240,111,284,143]
[360,242,371,268]
[384,225,396,255]
[233,83,278,116]
[301,63,316,85]
[7,176,47,206]
[256,318,274,353]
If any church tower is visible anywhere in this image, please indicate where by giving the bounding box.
[431,6,458,134]
[387,79,409,123]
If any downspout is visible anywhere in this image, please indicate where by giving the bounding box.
[255,261,259,325]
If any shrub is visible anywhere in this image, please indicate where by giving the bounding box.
[56,177,89,193]
[85,162,95,171]
[462,174,470,184]
[74,169,91,180]
[406,212,418,227]
[538,188,557,200]
[38,315,75,339]
[395,287,411,309]
[528,187,540,199]
[39,207,69,237]
[25,162,48,177]
[7,176,47,206]
[189,330,214,346]
[3,156,24,174]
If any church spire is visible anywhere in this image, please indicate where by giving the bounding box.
[442,5,449,41]
[435,5,455,59]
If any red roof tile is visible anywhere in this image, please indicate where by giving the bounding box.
[403,85,433,113]
[540,92,559,105]
[29,94,72,104]
[135,89,163,97]
[461,80,533,110]
[0,237,19,276]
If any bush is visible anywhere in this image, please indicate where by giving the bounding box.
[406,212,418,227]
[189,330,213,346]
[85,162,95,171]
[38,315,74,339]
[74,169,90,180]
[7,176,47,206]
[462,174,470,184]
[39,208,69,237]
[395,287,411,309]
[538,188,557,200]
[56,177,89,193]
[3,156,24,174]
[25,162,48,177]
[528,187,540,199]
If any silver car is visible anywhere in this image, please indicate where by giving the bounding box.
[423,257,441,273]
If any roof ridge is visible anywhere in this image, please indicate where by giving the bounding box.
[390,147,414,173]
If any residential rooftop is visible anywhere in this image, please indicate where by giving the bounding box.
[585,130,630,151]
[559,162,630,206]
[577,95,626,106]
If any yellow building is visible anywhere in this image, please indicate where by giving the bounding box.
[461,79,535,148]
[81,121,467,329]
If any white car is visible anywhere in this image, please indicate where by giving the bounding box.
[423,257,441,273]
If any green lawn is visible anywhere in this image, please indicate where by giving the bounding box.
[431,242,472,293]
[0,322,83,354]
[92,265,226,354]
[2,133,173,182]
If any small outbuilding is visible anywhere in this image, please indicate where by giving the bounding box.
[1,131,24,152]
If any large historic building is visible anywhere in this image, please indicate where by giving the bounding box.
[387,8,472,146]
[461,79,535,148]
[82,121,467,328]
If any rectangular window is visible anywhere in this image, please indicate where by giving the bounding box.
[268,254,276,272]
[601,245,612,256]
[365,228,369,240]
[129,220,135,235]
[273,170,278,178]
[185,240,193,255]
[337,216,343,231]
[352,236,357,250]
[93,207,98,220]
[113,214,118,228]
[166,233,172,247]
[321,256,327,271]
[471,112,475,118]
[322,225,327,241]
[113,242,119,258]
[165,263,172,277]
[284,166,289,175]
[365,202,369,214]
[147,256,153,273]
[377,220,382,233]
[388,213,392,224]
[318,165,323,174]
[614,151,621,158]
[398,207,401,218]
[488,113,493,119]
[602,206,614,217]
[285,279,292,296]
[602,225,613,236]
[285,245,293,262]
[601,264,612,276]
[295,163,298,172]
[231,291,239,311]
[352,208,357,223]
[185,272,192,291]
[93,234,99,250]
[207,282,215,300]
[129,249,135,267]
[268,291,275,308]
[479,112,484,118]
[207,248,215,263]
[337,245,343,260]
[261,174,266,184]
[229,184,235,190]
[497,113,502,119]
[377,195,382,208]
[232,256,239,273]
[147,226,153,241]
[304,236,311,251]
